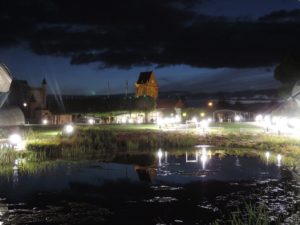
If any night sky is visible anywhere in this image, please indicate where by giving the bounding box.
[1,0,300,95]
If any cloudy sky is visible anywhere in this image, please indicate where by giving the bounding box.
[1,0,300,95]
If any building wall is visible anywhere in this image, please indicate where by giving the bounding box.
[53,114,73,125]
[135,73,158,98]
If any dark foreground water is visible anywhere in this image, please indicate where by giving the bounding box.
[0,148,300,224]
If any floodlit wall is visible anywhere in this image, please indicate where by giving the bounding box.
[0,107,25,127]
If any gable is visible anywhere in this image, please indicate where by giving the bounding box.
[137,71,152,84]
[149,73,158,87]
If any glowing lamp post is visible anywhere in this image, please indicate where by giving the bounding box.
[88,118,95,125]
[9,134,22,145]
[8,133,24,151]
[64,124,74,135]
[208,101,213,107]
[42,119,48,125]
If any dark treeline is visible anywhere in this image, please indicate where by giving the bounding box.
[47,95,156,114]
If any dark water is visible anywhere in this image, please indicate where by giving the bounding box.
[0,148,300,224]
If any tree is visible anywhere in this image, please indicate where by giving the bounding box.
[274,52,300,84]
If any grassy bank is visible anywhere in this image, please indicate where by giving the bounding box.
[1,122,299,167]
[23,123,300,158]
[26,126,199,153]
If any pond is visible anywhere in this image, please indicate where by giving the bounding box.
[0,147,300,225]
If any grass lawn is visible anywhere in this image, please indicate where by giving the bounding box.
[2,121,300,168]
[210,122,263,133]
[24,122,264,140]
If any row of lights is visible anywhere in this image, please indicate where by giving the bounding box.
[6,123,75,152]
[255,114,300,135]
[41,118,96,125]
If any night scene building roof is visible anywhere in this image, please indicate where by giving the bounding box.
[157,99,184,109]
[136,71,153,84]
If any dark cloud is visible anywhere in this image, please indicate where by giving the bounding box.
[259,9,300,22]
[1,0,300,68]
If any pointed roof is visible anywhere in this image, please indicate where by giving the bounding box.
[136,71,153,84]
[42,78,47,85]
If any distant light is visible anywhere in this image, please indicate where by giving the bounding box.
[207,118,212,123]
[255,114,263,122]
[23,102,27,107]
[137,118,143,124]
[8,133,22,145]
[192,117,198,123]
[182,112,187,117]
[121,116,127,124]
[234,115,241,122]
[88,118,95,125]
[64,124,74,134]
[200,112,205,117]
[272,116,279,124]
[208,102,213,107]
[200,119,209,128]
[175,115,181,123]
[42,119,48,125]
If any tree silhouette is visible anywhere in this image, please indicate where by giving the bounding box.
[274,51,300,84]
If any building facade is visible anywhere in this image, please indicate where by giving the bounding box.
[135,71,158,98]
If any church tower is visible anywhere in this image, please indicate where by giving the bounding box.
[41,78,47,109]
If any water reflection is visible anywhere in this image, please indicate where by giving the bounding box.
[157,148,168,166]
[235,156,241,167]
[277,154,282,167]
[134,165,157,182]
[185,151,198,163]
[0,202,8,225]
[184,147,209,170]
[12,159,21,186]
[0,148,294,225]
[265,151,270,165]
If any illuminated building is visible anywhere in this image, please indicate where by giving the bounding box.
[135,71,159,98]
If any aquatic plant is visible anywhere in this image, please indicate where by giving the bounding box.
[214,203,276,225]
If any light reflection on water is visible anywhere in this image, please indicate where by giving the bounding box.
[0,148,297,225]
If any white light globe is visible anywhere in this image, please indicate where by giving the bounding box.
[42,119,48,125]
[88,118,94,124]
[64,124,74,134]
[234,115,241,122]
[8,134,22,145]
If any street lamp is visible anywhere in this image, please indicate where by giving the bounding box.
[208,101,213,107]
